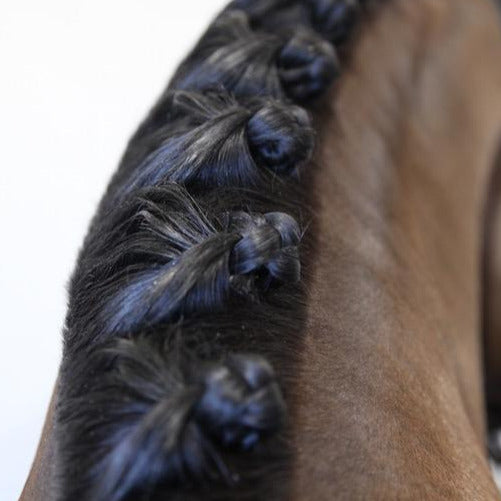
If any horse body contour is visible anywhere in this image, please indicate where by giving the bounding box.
[293,0,501,498]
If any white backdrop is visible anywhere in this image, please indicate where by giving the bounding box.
[0,1,226,498]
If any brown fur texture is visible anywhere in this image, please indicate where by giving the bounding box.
[291,0,501,498]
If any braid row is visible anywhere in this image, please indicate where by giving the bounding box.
[56,1,369,500]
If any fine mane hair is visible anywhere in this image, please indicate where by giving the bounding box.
[55,1,369,500]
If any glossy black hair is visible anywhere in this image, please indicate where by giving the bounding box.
[62,335,286,501]
[111,91,315,196]
[67,183,302,347]
[55,1,365,500]
[170,10,339,101]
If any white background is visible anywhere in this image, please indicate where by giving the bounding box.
[0,1,226,498]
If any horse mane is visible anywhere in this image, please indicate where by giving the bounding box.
[54,1,368,500]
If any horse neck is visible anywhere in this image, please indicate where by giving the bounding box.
[293,0,501,498]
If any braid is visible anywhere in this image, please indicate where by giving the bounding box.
[230,0,361,44]
[55,1,370,500]
[111,91,315,198]
[69,184,301,343]
[170,10,339,101]
[67,337,285,501]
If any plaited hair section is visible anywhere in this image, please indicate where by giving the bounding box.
[107,91,315,200]
[170,10,339,102]
[228,0,362,44]
[57,334,286,501]
[66,184,302,351]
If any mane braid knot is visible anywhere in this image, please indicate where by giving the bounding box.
[90,184,303,336]
[228,211,302,287]
[230,0,361,46]
[170,9,339,102]
[114,91,315,197]
[87,338,286,501]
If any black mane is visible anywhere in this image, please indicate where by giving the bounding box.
[55,1,363,499]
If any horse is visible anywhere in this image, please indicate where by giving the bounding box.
[20,0,501,499]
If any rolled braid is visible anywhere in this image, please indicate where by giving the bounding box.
[56,0,369,499]
[170,10,339,102]
[67,184,301,345]
[57,336,286,501]
[110,90,314,201]
[229,0,361,45]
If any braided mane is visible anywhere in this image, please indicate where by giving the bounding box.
[55,1,368,500]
